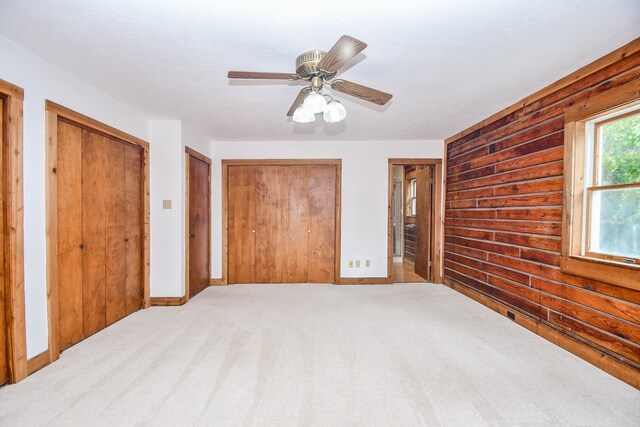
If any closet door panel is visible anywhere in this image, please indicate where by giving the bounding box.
[57,121,84,350]
[228,166,256,283]
[104,140,127,325]
[81,130,107,338]
[124,145,143,314]
[307,166,336,283]
[255,166,283,283]
[282,166,309,283]
[414,166,432,281]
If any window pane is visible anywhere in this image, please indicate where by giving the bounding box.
[598,112,640,186]
[589,187,640,258]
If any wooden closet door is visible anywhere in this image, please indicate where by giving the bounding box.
[124,145,143,314]
[104,139,126,325]
[82,130,107,338]
[57,121,84,350]
[307,166,336,283]
[188,154,211,297]
[228,166,256,283]
[282,166,309,283]
[255,166,283,283]
[415,166,432,281]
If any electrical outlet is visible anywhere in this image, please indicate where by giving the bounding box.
[348,260,354,268]
[162,199,172,209]
[355,260,361,268]
[365,260,370,267]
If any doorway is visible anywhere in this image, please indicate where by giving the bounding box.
[387,159,443,283]
[185,147,211,299]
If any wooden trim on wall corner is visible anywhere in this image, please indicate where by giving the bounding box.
[210,278,224,286]
[26,350,51,376]
[338,277,390,285]
[443,278,640,389]
[150,296,188,306]
[1,80,27,383]
[445,37,640,144]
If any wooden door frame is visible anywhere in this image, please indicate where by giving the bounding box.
[221,159,342,285]
[45,101,151,364]
[0,79,26,383]
[387,159,443,284]
[184,147,212,301]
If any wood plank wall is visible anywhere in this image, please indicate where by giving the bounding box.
[444,49,640,373]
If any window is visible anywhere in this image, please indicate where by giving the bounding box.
[407,178,417,216]
[586,110,640,261]
[562,79,640,290]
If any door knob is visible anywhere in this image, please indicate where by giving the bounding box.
[189,233,196,238]
[79,243,85,249]
[252,230,255,233]
[308,230,310,233]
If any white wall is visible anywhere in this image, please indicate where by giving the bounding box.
[210,140,443,279]
[0,35,151,357]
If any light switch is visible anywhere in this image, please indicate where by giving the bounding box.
[365,260,371,267]
[162,199,172,209]
[348,260,354,268]
[355,260,361,268]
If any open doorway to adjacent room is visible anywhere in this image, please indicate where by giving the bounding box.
[388,159,443,283]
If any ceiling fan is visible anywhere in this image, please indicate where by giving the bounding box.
[228,35,393,123]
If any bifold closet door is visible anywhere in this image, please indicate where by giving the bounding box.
[228,166,256,284]
[57,120,144,351]
[282,166,309,283]
[307,166,336,283]
[227,164,337,284]
[57,121,84,350]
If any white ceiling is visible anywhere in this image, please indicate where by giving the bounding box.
[0,1,639,141]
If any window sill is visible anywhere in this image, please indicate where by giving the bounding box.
[560,255,640,291]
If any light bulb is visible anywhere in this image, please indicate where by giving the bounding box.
[323,100,347,123]
[303,91,328,114]
[293,106,315,123]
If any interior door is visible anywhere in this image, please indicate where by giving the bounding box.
[0,97,6,386]
[188,153,211,298]
[414,166,432,280]
[393,181,403,257]
[228,166,256,283]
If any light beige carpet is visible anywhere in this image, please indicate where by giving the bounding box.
[0,284,638,426]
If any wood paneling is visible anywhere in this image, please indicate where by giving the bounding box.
[186,149,211,299]
[225,161,339,284]
[0,96,5,385]
[444,40,640,380]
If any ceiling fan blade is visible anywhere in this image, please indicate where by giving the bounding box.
[330,79,393,106]
[317,35,367,73]
[228,71,300,80]
[287,87,312,116]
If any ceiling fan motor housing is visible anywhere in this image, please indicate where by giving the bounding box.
[295,50,326,78]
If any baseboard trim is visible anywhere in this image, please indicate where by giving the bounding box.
[27,349,51,376]
[338,277,390,285]
[210,278,224,286]
[443,278,640,389]
[150,296,188,306]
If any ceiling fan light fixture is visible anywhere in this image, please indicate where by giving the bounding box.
[302,91,328,114]
[292,105,315,123]
[323,100,347,123]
